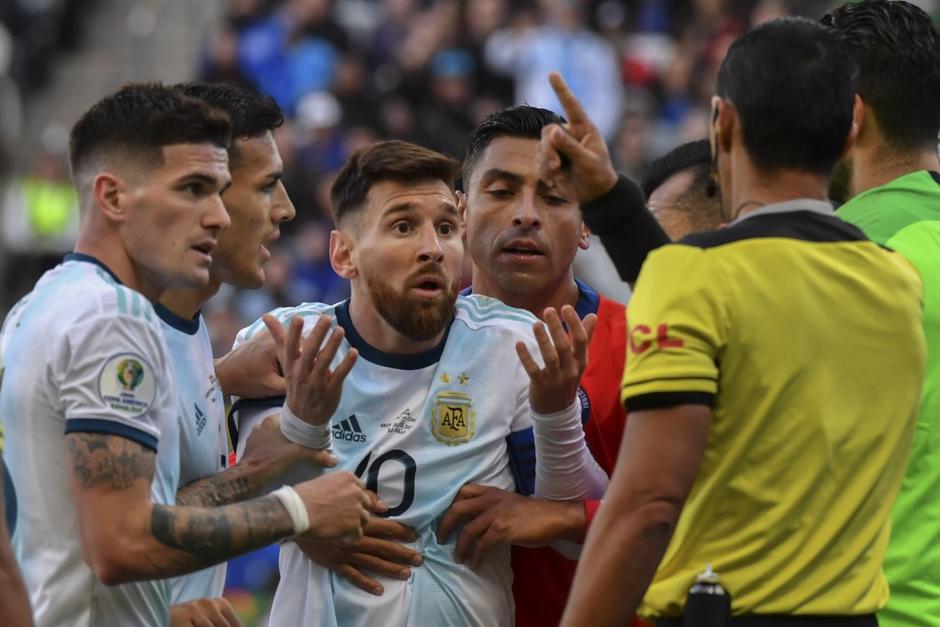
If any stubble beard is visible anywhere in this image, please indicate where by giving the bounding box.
[364,271,459,342]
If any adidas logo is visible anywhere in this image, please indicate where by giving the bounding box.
[333,415,367,443]
[195,404,206,436]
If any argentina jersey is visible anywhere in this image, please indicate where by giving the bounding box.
[232,295,546,627]
[0,253,180,627]
[156,305,228,603]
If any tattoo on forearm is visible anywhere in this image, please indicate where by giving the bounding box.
[149,496,294,572]
[66,433,154,489]
[176,466,256,508]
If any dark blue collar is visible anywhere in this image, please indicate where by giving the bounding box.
[930,171,940,186]
[154,303,202,335]
[64,252,122,284]
[460,279,600,320]
[334,300,449,370]
[573,278,600,319]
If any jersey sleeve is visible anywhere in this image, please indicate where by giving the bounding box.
[621,244,727,411]
[57,312,170,452]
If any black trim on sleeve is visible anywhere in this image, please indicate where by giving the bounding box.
[624,391,714,412]
[227,396,286,451]
[64,418,159,452]
[580,175,670,283]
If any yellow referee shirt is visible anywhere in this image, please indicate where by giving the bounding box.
[623,200,925,619]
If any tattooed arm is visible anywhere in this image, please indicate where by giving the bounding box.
[175,414,336,508]
[67,432,372,585]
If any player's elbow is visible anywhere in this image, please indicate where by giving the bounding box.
[82,534,148,586]
[628,498,684,544]
[86,549,138,586]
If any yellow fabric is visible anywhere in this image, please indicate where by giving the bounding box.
[623,236,925,619]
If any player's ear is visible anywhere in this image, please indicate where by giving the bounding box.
[330,228,357,280]
[92,172,127,223]
[578,221,590,250]
[456,190,467,224]
[841,94,864,158]
[715,97,735,154]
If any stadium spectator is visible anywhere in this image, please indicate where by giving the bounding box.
[821,3,940,626]
[563,17,926,627]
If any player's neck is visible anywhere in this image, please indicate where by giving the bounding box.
[725,160,829,222]
[347,292,446,355]
[470,268,580,320]
[159,280,222,320]
[72,239,163,302]
[850,144,940,197]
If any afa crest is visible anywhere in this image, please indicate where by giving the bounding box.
[432,391,476,446]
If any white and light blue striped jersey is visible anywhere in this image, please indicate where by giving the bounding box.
[232,296,552,627]
[0,253,180,627]
[156,305,228,604]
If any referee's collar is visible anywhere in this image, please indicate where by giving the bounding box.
[730,198,834,226]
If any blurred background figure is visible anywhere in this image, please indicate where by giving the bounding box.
[4,0,939,624]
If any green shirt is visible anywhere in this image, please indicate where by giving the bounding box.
[838,170,940,627]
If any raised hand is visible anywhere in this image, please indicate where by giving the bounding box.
[295,473,385,542]
[296,518,422,596]
[516,305,597,415]
[214,326,285,399]
[263,314,358,426]
[536,71,619,203]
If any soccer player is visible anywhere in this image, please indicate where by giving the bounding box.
[562,17,926,627]
[820,4,940,625]
[155,82,337,625]
[231,139,608,627]
[0,84,375,627]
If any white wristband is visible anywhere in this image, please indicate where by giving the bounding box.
[280,403,332,449]
[530,399,581,424]
[271,485,310,535]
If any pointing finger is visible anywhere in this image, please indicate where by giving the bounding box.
[549,71,589,127]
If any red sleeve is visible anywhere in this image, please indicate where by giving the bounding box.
[583,498,603,537]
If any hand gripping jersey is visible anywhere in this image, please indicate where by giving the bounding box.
[0,254,181,627]
[231,295,607,627]
[156,305,228,604]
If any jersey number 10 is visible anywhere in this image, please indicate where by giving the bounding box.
[354,449,417,517]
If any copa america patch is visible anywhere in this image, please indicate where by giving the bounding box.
[98,353,156,417]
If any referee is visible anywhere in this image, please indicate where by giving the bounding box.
[561,17,925,627]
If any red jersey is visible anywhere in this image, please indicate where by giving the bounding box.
[512,282,643,627]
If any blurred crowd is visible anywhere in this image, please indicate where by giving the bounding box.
[4,0,939,348]
[197,0,842,355]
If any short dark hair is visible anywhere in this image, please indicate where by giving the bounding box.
[643,140,723,232]
[716,17,858,174]
[821,0,940,153]
[330,140,460,223]
[641,139,716,199]
[463,105,566,183]
[173,82,284,163]
[69,83,231,180]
